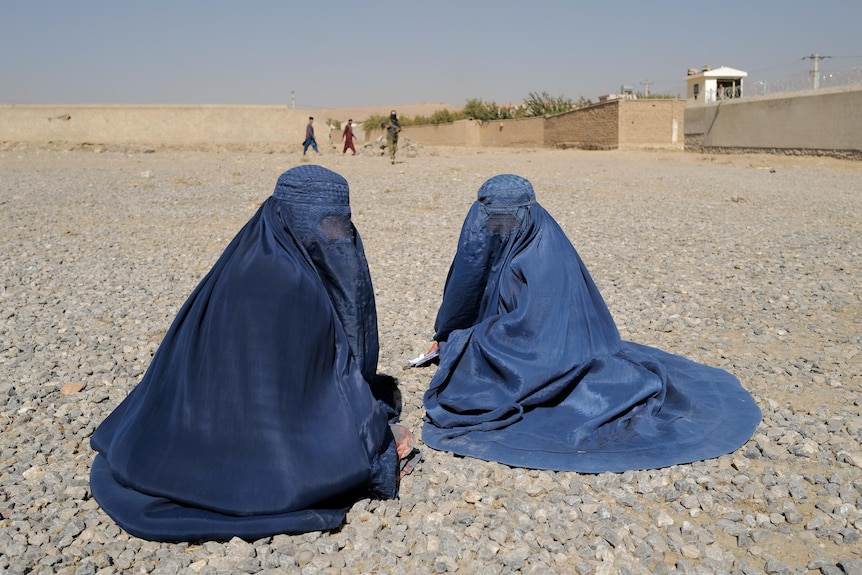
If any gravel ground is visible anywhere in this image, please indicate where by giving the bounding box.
[1,142,861,575]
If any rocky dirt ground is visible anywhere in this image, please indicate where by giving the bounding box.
[1,142,861,574]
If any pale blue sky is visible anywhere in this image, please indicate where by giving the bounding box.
[2,0,860,108]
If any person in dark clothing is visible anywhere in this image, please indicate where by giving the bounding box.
[384,110,401,164]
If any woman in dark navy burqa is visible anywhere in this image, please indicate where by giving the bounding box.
[90,165,399,542]
[421,174,761,473]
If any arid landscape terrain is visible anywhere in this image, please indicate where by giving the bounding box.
[1,140,861,574]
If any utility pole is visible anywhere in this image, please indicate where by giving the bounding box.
[640,80,651,97]
[802,53,831,89]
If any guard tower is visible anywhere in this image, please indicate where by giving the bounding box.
[685,65,748,103]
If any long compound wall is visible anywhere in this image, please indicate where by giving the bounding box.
[0,105,317,149]
[367,99,685,150]
[6,91,858,157]
[2,101,685,151]
[684,85,862,158]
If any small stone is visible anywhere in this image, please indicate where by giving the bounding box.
[655,510,674,527]
[837,558,862,575]
[805,515,828,530]
[61,382,85,395]
[784,509,805,524]
[839,452,862,468]
[680,544,701,559]
[296,550,314,566]
[463,490,481,504]
[764,559,791,574]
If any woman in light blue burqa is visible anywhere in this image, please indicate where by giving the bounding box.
[421,174,761,472]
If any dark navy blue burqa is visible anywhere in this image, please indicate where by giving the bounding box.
[90,165,398,542]
[422,174,761,473]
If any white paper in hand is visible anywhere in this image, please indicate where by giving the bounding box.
[407,347,439,367]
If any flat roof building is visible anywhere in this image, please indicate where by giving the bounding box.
[685,65,748,103]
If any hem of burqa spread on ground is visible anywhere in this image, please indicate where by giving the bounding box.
[89,166,397,542]
[422,174,761,473]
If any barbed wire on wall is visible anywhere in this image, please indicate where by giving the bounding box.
[746,64,862,96]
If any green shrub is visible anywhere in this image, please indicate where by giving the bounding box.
[462,99,528,122]
[357,91,597,133]
[523,92,576,116]
[362,114,390,132]
[429,109,465,124]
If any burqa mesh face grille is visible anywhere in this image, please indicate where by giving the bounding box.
[484,213,519,235]
[319,215,354,240]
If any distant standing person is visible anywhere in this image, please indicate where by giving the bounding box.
[384,110,401,164]
[303,116,321,156]
[342,119,357,155]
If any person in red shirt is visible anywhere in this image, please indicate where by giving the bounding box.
[342,118,357,155]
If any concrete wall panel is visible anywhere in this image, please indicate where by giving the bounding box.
[683,86,862,155]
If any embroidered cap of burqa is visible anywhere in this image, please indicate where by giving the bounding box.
[90,165,397,542]
[422,174,761,473]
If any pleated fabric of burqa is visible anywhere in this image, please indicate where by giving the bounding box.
[90,165,397,542]
[422,174,761,473]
